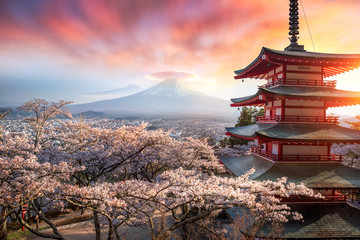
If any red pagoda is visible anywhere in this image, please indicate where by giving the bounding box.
[221,0,360,238]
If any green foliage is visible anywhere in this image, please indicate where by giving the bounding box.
[229,107,264,146]
[235,106,265,127]
[219,137,229,148]
[7,229,33,240]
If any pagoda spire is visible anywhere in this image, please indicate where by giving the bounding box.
[284,0,305,51]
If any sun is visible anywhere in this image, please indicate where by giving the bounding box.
[335,69,360,92]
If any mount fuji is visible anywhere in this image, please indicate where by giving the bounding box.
[86,84,143,98]
[70,79,236,119]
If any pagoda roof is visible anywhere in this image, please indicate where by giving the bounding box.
[235,47,360,79]
[225,124,276,139]
[220,155,360,188]
[226,123,360,143]
[228,203,360,239]
[280,203,360,239]
[231,86,360,107]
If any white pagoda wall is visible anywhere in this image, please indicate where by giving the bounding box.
[285,65,323,82]
[284,99,325,116]
[283,145,327,155]
[265,109,270,116]
[285,100,324,107]
[272,143,279,155]
[286,72,322,80]
[286,65,322,72]
[264,99,326,117]
[285,108,324,116]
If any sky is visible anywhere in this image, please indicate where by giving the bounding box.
[1,0,360,115]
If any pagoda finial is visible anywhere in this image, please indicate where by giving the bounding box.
[285,0,305,51]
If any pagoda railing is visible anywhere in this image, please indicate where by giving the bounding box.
[281,194,348,202]
[251,147,342,162]
[260,78,337,88]
[278,154,342,162]
[251,147,278,161]
[256,115,339,124]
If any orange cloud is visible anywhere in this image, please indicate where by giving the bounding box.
[0,0,359,89]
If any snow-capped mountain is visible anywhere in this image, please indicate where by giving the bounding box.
[86,84,143,98]
[70,79,236,119]
[141,78,201,97]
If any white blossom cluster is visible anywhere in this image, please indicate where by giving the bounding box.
[215,142,254,156]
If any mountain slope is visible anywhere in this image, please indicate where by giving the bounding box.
[70,79,235,119]
[86,84,143,98]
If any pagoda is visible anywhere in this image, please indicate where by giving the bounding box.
[221,0,360,238]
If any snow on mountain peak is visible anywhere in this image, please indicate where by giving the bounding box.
[141,78,204,97]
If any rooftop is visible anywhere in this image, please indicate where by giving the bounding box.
[228,203,360,239]
[231,86,360,108]
[234,47,360,79]
[220,155,360,188]
[226,123,360,143]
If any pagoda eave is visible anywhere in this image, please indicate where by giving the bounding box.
[225,131,256,140]
[235,47,360,79]
[227,123,360,144]
[220,155,360,188]
[230,101,265,107]
[231,87,360,108]
[256,135,360,144]
[227,132,360,145]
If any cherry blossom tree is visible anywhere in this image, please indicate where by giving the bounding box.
[2,99,322,240]
[0,134,81,240]
[215,142,254,157]
[37,121,226,238]
[0,108,10,140]
[54,168,319,240]
[0,99,75,239]
[17,99,73,149]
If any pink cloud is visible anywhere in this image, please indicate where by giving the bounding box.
[0,0,359,85]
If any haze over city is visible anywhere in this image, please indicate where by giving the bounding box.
[1,0,360,116]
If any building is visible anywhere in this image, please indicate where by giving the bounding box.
[220,0,360,238]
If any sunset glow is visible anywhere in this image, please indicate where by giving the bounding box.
[1,0,360,114]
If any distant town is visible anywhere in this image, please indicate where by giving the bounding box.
[2,117,234,144]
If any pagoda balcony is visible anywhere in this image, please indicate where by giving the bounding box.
[251,147,342,162]
[278,154,342,162]
[260,78,337,88]
[281,194,348,203]
[256,115,339,124]
[251,147,278,161]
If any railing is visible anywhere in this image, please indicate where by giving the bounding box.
[251,147,342,162]
[256,115,339,124]
[251,147,278,161]
[260,78,337,88]
[279,154,342,162]
[281,194,348,203]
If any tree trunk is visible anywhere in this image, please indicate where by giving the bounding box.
[36,214,40,231]
[180,206,189,240]
[114,227,121,240]
[93,211,101,240]
[34,199,41,231]
[0,207,7,240]
[107,219,114,240]
[181,224,189,240]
